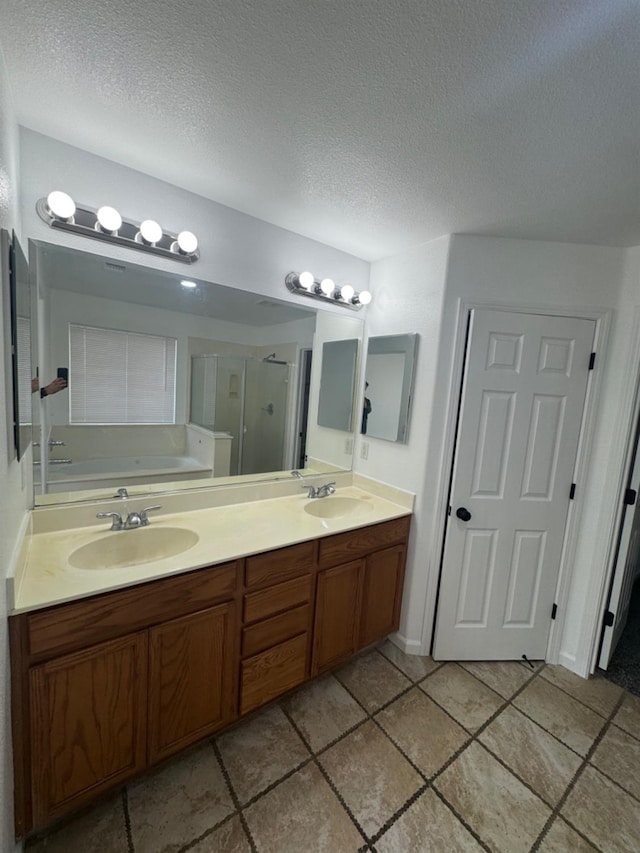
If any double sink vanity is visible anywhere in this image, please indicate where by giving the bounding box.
[9,478,413,837]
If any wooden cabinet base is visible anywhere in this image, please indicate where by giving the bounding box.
[10,516,410,839]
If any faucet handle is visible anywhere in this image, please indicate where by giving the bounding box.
[96,511,124,530]
[139,505,162,524]
[114,487,129,499]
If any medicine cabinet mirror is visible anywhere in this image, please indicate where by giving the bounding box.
[362,333,418,443]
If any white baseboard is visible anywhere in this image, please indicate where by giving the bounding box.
[389,633,423,655]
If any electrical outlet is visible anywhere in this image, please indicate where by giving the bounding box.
[345,438,353,454]
[360,441,369,460]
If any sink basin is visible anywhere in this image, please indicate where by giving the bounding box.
[304,496,374,520]
[69,526,200,570]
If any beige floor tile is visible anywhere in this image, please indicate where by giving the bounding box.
[336,649,411,713]
[479,705,581,805]
[541,664,623,717]
[562,765,640,852]
[243,762,364,852]
[420,663,503,731]
[189,815,251,852]
[460,660,534,699]
[375,687,469,776]
[435,742,550,853]
[537,818,597,852]
[613,692,640,740]
[376,788,483,852]
[26,796,127,853]
[378,640,441,682]
[281,674,366,751]
[127,744,234,853]
[513,676,605,756]
[216,704,309,803]
[319,720,423,837]
[591,724,640,800]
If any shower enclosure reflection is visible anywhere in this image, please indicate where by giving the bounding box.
[190,354,290,476]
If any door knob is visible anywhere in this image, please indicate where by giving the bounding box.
[456,507,472,522]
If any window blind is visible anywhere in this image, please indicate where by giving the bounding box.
[69,324,177,424]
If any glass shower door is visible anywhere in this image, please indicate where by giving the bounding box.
[241,360,289,474]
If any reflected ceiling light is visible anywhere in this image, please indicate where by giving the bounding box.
[181,279,197,288]
[285,271,370,310]
[138,219,163,245]
[46,190,76,221]
[96,205,122,234]
[36,192,200,263]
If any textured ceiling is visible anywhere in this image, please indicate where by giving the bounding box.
[2,0,638,260]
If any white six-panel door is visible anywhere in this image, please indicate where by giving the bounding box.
[433,309,595,660]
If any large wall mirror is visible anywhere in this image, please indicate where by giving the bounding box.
[31,240,363,505]
[362,333,418,443]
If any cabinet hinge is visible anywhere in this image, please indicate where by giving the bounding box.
[604,610,615,628]
[447,506,451,516]
[569,483,576,500]
[551,603,558,620]
[625,488,637,506]
[589,352,596,370]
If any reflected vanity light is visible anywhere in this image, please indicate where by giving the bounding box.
[285,271,371,310]
[36,191,200,264]
[180,279,197,289]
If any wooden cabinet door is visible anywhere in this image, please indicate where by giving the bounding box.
[148,602,237,764]
[30,632,147,828]
[358,545,406,649]
[312,560,362,675]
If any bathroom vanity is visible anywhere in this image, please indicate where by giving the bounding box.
[9,488,411,837]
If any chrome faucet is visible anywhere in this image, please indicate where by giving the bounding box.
[114,487,129,499]
[96,505,162,530]
[306,481,336,499]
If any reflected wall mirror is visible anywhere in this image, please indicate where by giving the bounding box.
[31,240,363,505]
[3,230,33,460]
[362,333,418,443]
[317,339,359,431]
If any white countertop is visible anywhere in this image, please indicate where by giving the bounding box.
[12,485,412,614]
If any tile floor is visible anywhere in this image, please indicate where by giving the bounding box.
[26,642,640,852]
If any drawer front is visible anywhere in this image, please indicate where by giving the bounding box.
[245,541,315,589]
[27,562,239,662]
[243,575,312,624]
[242,604,310,658]
[318,517,411,568]
[240,633,308,715]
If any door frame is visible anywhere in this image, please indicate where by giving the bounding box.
[422,298,611,665]
[588,307,640,672]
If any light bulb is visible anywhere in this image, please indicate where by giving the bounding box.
[96,206,122,233]
[176,231,198,254]
[298,271,314,290]
[139,219,163,244]
[340,284,355,302]
[181,280,197,289]
[320,278,335,296]
[46,190,76,220]
[358,290,372,305]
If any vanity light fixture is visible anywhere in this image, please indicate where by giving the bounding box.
[36,191,200,264]
[285,271,371,310]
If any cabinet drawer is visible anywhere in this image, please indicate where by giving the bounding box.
[242,604,310,658]
[240,633,308,715]
[318,517,411,568]
[243,575,311,624]
[27,562,239,662]
[245,541,315,589]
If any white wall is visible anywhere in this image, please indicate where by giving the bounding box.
[0,44,26,853]
[20,129,369,307]
[355,235,451,651]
